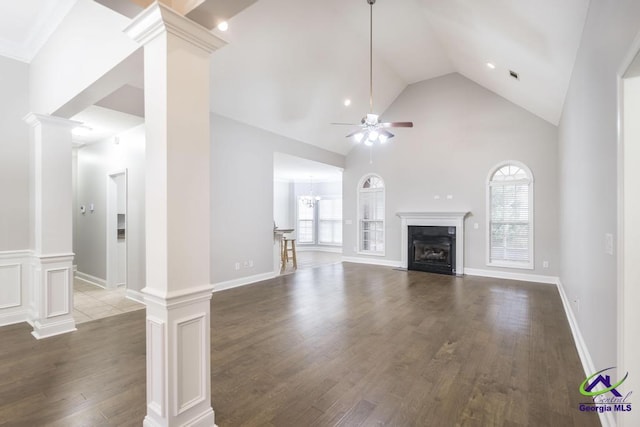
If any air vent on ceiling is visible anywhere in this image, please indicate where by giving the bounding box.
[509,70,519,80]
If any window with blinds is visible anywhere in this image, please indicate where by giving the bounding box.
[359,175,385,254]
[297,198,314,244]
[318,198,342,245]
[487,163,534,269]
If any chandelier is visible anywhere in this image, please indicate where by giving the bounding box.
[300,177,321,208]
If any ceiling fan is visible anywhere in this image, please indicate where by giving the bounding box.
[332,0,413,146]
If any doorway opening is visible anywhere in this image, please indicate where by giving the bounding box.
[107,170,127,289]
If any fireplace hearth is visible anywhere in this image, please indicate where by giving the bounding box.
[408,226,456,275]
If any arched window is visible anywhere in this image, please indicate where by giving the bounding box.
[358,174,385,254]
[487,162,534,269]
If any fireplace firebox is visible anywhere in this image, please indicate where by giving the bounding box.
[408,226,456,275]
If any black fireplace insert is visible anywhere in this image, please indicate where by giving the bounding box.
[408,226,456,275]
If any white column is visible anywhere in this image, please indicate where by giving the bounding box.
[125,4,225,427]
[23,113,79,339]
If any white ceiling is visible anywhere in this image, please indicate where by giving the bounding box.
[0,0,590,155]
[70,105,144,144]
[0,0,77,62]
[274,153,343,183]
[211,0,590,155]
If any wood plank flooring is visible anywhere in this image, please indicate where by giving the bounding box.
[0,263,599,426]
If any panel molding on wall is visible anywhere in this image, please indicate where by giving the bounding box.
[174,313,207,415]
[0,251,31,326]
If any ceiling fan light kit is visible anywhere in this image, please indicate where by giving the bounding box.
[333,0,413,146]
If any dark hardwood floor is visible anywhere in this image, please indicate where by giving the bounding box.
[0,263,599,426]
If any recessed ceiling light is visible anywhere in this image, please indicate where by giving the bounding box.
[217,21,229,32]
[344,99,351,107]
[486,62,496,69]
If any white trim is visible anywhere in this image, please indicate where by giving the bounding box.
[75,271,107,288]
[213,272,278,293]
[296,246,342,253]
[0,251,31,327]
[486,160,535,270]
[616,28,640,427]
[341,256,402,268]
[556,279,615,427]
[464,268,557,285]
[126,289,147,305]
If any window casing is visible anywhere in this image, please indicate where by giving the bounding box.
[358,175,385,255]
[297,198,315,244]
[296,196,342,246]
[318,198,342,245]
[487,162,534,269]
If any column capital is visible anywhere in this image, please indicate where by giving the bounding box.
[124,2,226,53]
[23,113,81,129]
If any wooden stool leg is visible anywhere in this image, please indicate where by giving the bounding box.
[291,240,297,270]
[280,239,286,273]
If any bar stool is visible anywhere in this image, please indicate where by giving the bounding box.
[281,237,297,273]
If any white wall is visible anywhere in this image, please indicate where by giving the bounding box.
[74,125,145,291]
[558,0,640,384]
[343,73,559,276]
[273,180,294,229]
[211,114,344,283]
[0,56,30,251]
[29,0,138,115]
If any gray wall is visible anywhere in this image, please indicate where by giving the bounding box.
[74,125,146,291]
[558,0,640,371]
[0,56,30,251]
[343,73,559,276]
[211,114,345,283]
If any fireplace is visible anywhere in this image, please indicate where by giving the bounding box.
[408,226,456,275]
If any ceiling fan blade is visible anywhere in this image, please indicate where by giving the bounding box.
[380,121,414,128]
[346,128,365,138]
[380,129,394,138]
[330,122,360,126]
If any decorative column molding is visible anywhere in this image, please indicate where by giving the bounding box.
[125,3,225,426]
[23,113,80,339]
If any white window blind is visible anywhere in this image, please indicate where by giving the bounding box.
[359,175,385,254]
[297,198,314,244]
[318,198,342,245]
[488,164,533,268]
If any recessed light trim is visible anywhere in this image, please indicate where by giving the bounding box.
[217,21,229,32]
[344,98,351,107]
[486,62,496,69]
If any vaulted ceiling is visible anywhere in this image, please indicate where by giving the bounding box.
[0,0,590,155]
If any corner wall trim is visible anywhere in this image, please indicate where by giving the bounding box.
[341,256,402,268]
[213,272,278,293]
[464,268,558,284]
[75,271,107,288]
[556,278,614,427]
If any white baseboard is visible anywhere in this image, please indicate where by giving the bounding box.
[341,256,402,268]
[297,246,343,254]
[75,271,107,288]
[213,272,278,293]
[464,267,558,284]
[556,279,614,427]
[125,289,146,305]
[0,309,30,327]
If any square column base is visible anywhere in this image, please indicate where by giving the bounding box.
[29,254,77,339]
[143,285,216,427]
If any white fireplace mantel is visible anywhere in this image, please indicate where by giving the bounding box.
[397,211,470,275]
